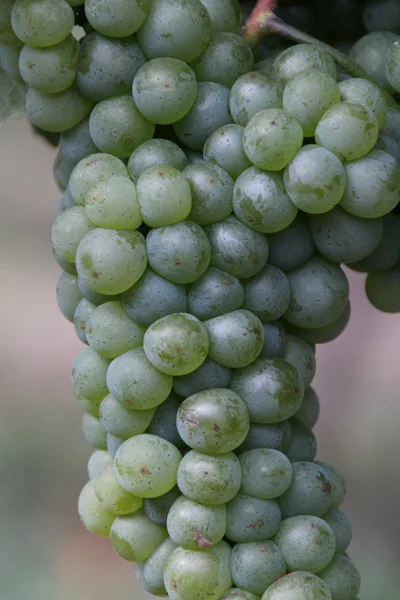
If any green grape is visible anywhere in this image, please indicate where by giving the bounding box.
[132,58,197,125]
[143,312,209,376]
[76,32,146,102]
[282,335,316,388]
[164,541,232,600]
[349,31,399,92]
[106,347,172,410]
[226,493,281,543]
[167,496,226,549]
[267,213,315,272]
[319,554,361,600]
[58,187,75,213]
[205,216,269,279]
[284,256,349,329]
[239,449,293,500]
[99,394,155,439]
[315,461,346,507]
[366,266,400,313]
[78,480,115,537]
[75,392,102,418]
[203,124,252,180]
[283,69,340,137]
[349,214,400,272]
[77,277,121,305]
[0,0,23,46]
[364,0,400,33]
[122,269,187,328]
[94,467,143,515]
[136,537,178,596]
[82,412,107,450]
[137,0,211,63]
[60,117,99,166]
[231,542,286,596]
[148,393,186,449]
[242,265,291,322]
[87,450,113,480]
[183,163,233,226]
[237,421,292,454]
[136,165,192,227]
[231,358,304,424]
[85,176,142,231]
[233,167,297,234]
[261,572,333,600]
[143,487,181,526]
[295,386,320,429]
[25,85,93,133]
[52,206,94,264]
[110,510,167,562]
[380,107,400,142]
[174,357,232,398]
[229,72,283,128]
[0,44,22,80]
[84,0,151,37]
[205,310,264,368]
[69,153,129,206]
[56,272,82,322]
[274,515,336,573]
[278,461,333,519]
[53,149,76,191]
[107,433,124,459]
[340,150,400,218]
[76,228,147,295]
[187,268,244,321]
[146,220,211,284]
[177,388,249,454]
[173,82,232,151]
[309,206,383,264]
[259,321,286,359]
[11,0,74,47]
[199,0,240,33]
[185,149,206,164]
[243,109,303,171]
[285,419,317,463]
[73,297,97,344]
[323,508,352,554]
[89,95,155,159]
[272,44,337,84]
[339,78,387,127]
[221,589,260,600]
[315,101,379,161]
[18,35,78,94]
[114,434,182,497]
[374,134,400,162]
[72,347,110,402]
[128,138,188,183]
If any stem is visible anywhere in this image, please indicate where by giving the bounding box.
[242,0,277,48]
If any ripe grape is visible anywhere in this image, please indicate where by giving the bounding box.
[366,266,400,313]
[143,487,181,526]
[148,393,186,449]
[128,138,188,183]
[11,0,74,48]
[87,450,113,480]
[99,394,155,439]
[272,44,337,84]
[72,347,110,402]
[26,85,93,133]
[323,507,353,554]
[226,493,281,543]
[78,480,115,537]
[237,421,292,454]
[187,268,244,321]
[69,153,129,206]
[285,419,317,463]
[315,461,347,506]
[278,461,333,519]
[239,449,293,500]
[229,72,283,127]
[203,124,252,179]
[282,335,316,388]
[231,542,286,596]
[93,467,143,515]
[73,298,96,344]
[242,265,292,321]
[82,412,107,450]
[84,176,142,231]
[136,537,178,596]
[110,509,167,562]
[56,272,82,322]
[295,386,320,429]
[167,495,227,549]
[261,571,333,600]
[319,554,361,600]
[339,78,387,126]
[183,163,234,226]
[84,0,151,38]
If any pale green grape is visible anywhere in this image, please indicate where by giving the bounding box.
[88,450,113,480]
[122,269,187,328]
[19,35,78,93]
[148,393,186,449]
[233,167,297,233]
[75,392,102,418]
[143,487,181,526]
[54,252,77,276]
[278,461,333,519]
[323,507,352,554]
[53,149,76,191]
[11,0,74,47]
[0,0,22,46]
[231,542,286,596]
[25,85,93,133]
[173,82,232,150]
[76,228,147,295]
[339,78,387,126]
[183,163,233,226]
[56,272,82,322]
[173,357,232,398]
[114,434,182,498]
[285,419,317,463]
[229,72,283,127]
[128,139,188,183]
[185,149,206,164]
[295,386,320,429]
[349,214,400,272]
[110,510,167,562]
[205,310,264,368]
[267,213,315,272]
[167,496,226,549]
[340,150,400,218]
[107,434,124,459]
[52,206,94,264]
[99,394,154,439]
[199,0,241,33]
[261,572,333,600]
[226,493,281,543]
[319,554,361,600]
[72,347,110,402]
[94,467,143,515]
[84,0,151,37]
[69,153,129,206]
[187,268,244,321]
[315,461,346,507]
[177,388,249,454]
[146,220,211,284]
[238,421,292,454]
[285,257,349,329]
[221,589,259,600]
[205,216,269,279]
[82,412,107,450]
[239,449,293,500]
[106,347,172,410]
[77,277,121,305]
[374,134,400,161]
[73,297,96,344]
[137,0,211,62]
[349,31,399,92]
[85,176,142,231]
[136,537,178,596]
[366,266,400,313]
[243,109,303,171]
[242,265,291,322]
[282,335,316,388]
[76,32,146,101]
[89,95,155,158]
[259,321,287,359]
[78,480,115,537]
[0,44,22,80]
[203,124,252,180]
[380,107,400,142]
[60,117,99,166]
[272,44,337,84]
[363,0,400,33]
[132,58,197,125]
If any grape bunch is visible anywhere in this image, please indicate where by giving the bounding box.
[4,0,400,598]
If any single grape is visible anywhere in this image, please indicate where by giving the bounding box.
[82,412,107,450]
[78,480,115,537]
[282,335,316,388]
[87,450,113,480]
[278,461,333,519]
[259,321,287,359]
[26,85,93,133]
[348,214,400,272]
[72,347,110,402]
[339,78,387,126]
[54,252,77,276]
[11,0,74,47]
[295,386,320,429]
[148,393,186,449]
[203,124,252,180]
[136,537,178,596]
[107,434,124,459]
[187,268,244,321]
[110,509,167,562]
[128,138,188,183]
[52,206,95,264]
[99,394,155,439]
[94,467,143,515]
[183,162,233,226]
[239,449,293,500]
[366,266,400,313]
[226,493,281,543]
[237,421,292,454]
[261,571,333,600]
[77,277,120,305]
[231,542,286,596]
[69,153,129,206]
[374,134,400,162]
[229,72,283,127]
[267,213,314,272]
[167,495,226,549]
[285,419,317,463]
[272,44,337,84]
[85,176,142,231]
[242,265,291,322]
[199,0,241,33]
[56,272,82,322]
[84,0,151,37]
[349,31,399,92]
[323,507,352,554]
[73,297,97,344]
[0,0,23,46]
[143,487,181,526]
[315,461,347,507]
[60,117,99,165]
[173,358,232,399]
[319,554,361,600]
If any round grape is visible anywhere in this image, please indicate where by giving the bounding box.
[226,493,281,543]
[128,138,188,183]
[84,176,142,231]
[203,124,252,180]
[231,542,286,596]
[242,265,291,322]
[11,0,74,47]
[167,495,227,549]
[84,0,151,37]
[261,571,333,600]
[110,509,167,562]
[229,71,283,127]
[99,394,155,439]
[78,480,115,537]
[183,162,233,226]
[187,268,244,321]
[239,449,293,500]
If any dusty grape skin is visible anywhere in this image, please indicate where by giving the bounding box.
[267,213,315,272]
[173,358,232,399]
[278,461,333,519]
[272,44,337,84]
[282,335,316,388]
[323,507,352,554]
[82,412,107,450]
[110,509,167,562]
[239,449,293,500]
[339,77,387,126]
[136,537,178,596]
[56,272,82,322]
[143,487,181,526]
[87,450,113,480]
[26,85,94,133]
[69,153,129,206]
[78,480,115,537]
[259,321,287,359]
[60,117,99,166]
[11,0,74,47]
[73,298,97,344]
[167,495,227,549]
[319,554,361,600]
[128,139,188,183]
[261,571,333,600]
[107,433,124,459]
[84,176,142,231]
[72,347,110,403]
[220,589,260,600]
[285,302,351,346]
[99,394,155,439]
[52,206,95,264]
[199,0,241,33]
[285,419,317,463]
[84,0,151,38]
[349,30,399,92]
[229,71,283,127]
[203,124,252,180]
[183,163,234,226]
[231,542,286,596]
[148,393,186,449]
[294,386,320,429]
[242,265,291,322]
[226,493,281,543]
[315,461,347,507]
[93,467,143,515]
[187,268,244,321]
[348,214,400,272]
[237,421,292,454]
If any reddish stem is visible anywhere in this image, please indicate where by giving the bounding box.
[242,0,277,48]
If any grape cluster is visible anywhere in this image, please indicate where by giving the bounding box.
[3,0,400,599]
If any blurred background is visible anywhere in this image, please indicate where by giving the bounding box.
[0,115,399,600]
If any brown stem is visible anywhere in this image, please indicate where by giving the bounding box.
[242,0,277,48]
